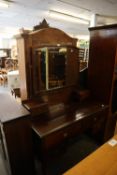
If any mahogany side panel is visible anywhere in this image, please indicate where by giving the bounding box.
[88,26,117,104]
[3,117,34,175]
[88,24,117,140]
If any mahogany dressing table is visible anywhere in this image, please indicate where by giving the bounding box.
[16,20,115,175]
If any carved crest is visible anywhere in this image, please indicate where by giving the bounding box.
[33,19,49,30]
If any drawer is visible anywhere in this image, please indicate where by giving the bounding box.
[82,109,107,130]
[92,115,106,134]
[31,104,48,117]
[93,110,106,124]
[90,110,107,137]
[43,121,83,150]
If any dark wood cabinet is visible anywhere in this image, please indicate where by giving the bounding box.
[88,24,117,141]
[0,93,34,175]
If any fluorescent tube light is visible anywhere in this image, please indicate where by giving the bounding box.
[0,1,9,8]
[49,10,89,25]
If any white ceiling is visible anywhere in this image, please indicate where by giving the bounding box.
[0,0,117,39]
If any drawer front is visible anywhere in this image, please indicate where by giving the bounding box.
[31,105,48,117]
[83,109,107,130]
[43,121,83,150]
[92,111,107,134]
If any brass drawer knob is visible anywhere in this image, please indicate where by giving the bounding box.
[63,133,68,138]
[94,117,97,121]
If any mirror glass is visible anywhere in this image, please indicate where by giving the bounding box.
[34,47,67,91]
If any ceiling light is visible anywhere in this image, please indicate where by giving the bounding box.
[0,1,9,8]
[49,10,89,25]
[57,0,91,12]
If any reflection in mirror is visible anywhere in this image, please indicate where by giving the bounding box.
[33,49,46,92]
[40,49,46,90]
[48,47,66,89]
[35,47,67,91]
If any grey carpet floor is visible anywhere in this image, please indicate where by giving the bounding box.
[0,141,8,175]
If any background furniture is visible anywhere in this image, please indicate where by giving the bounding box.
[0,69,7,86]
[11,88,20,98]
[0,92,34,175]
[7,70,20,89]
[0,49,11,69]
